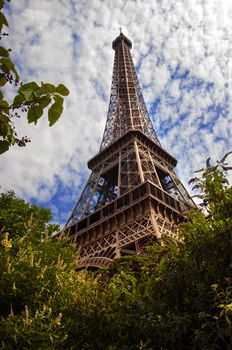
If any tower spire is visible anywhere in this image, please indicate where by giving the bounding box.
[100,32,160,150]
[63,34,195,269]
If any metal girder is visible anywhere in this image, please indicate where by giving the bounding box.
[65,134,194,228]
[100,33,160,150]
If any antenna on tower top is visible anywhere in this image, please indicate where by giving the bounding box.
[119,27,122,34]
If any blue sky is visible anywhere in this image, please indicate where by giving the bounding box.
[1,0,232,225]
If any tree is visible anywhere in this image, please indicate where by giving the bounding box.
[0,154,231,349]
[0,0,70,154]
[0,191,105,349]
[0,190,59,239]
[0,191,74,348]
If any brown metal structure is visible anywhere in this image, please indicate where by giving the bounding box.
[64,33,194,269]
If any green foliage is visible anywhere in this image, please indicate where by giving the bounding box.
[0,158,231,349]
[0,1,70,154]
[0,191,58,239]
[75,157,231,350]
[0,191,79,349]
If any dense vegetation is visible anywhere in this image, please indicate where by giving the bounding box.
[0,157,231,349]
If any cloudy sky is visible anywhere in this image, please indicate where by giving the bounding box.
[1,0,232,225]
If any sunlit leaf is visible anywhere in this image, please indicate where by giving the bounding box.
[27,105,43,124]
[13,93,25,108]
[0,12,8,29]
[55,84,70,96]
[0,75,7,86]
[53,93,64,104]
[19,82,40,101]
[0,115,12,137]
[48,100,63,126]
[0,57,19,80]
[39,95,51,109]
[0,99,9,115]
[33,88,43,98]
[18,82,38,101]
[41,83,55,94]
[0,46,9,57]
[0,140,10,154]
[19,82,40,92]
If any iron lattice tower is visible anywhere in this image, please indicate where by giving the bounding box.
[64,33,194,268]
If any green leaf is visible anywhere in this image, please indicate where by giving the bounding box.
[55,84,70,96]
[0,1,4,10]
[19,81,40,94]
[27,105,43,124]
[0,57,19,80]
[41,83,55,94]
[0,75,7,87]
[53,93,64,104]
[0,99,9,115]
[39,95,51,109]
[13,93,25,108]
[18,82,40,102]
[48,100,63,126]
[19,82,40,92]
[33,88,43,98]
[0,12,8,28]
[0,116,12,137]
[0,63,8,73]
[0,140,10,154]
[0,46,9,58]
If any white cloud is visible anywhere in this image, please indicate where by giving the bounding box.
[0,0,232,224]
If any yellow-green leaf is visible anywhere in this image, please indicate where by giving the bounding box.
[0,140,10,154]
[0,75,7,87]
[0,99,9,115]
[0,46,9,58]
[41,83,55,94]
[0,12,8,28]
[53,93,64,104]
[0,57,19,80]
[55,84,70,96]
[27,105,43,124]
[39,95,51,109]
[13,93,25,108]
[18,82,39,101]
[48,101,63,126]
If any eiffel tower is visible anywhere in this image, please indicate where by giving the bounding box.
[64,32,194,268]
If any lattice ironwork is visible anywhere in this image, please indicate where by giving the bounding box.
[100,33,160,150]
[63,32,195,269]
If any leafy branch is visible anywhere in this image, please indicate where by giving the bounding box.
[0,0,70,154]
[188,151,232,216]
